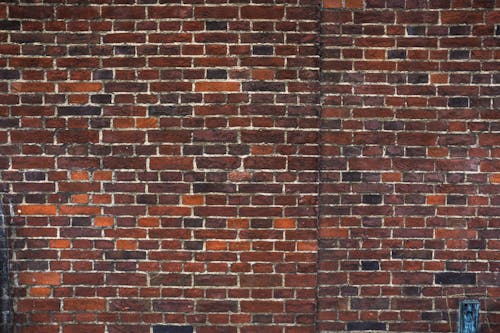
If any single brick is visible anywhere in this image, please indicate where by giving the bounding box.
[435,272,476,285]
[148,105,192,116]
[362,195,382,204]
[0,20,21,30]
[450,50,470,59]
[206,69,227,79]
[93,70,114,80]
[387,49,406,59]
[448,97,469,107]
[57,106,102,116]
[347,321,387,331]
[206,21,227,30]
[361,261,380,270]
[253,45,274,55]
[242,82,285,92]
[195,81,240,92]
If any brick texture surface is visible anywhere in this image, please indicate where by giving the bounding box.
[0,0,498,332]
[320,1,499,332]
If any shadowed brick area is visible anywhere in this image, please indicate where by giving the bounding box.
[0,0,498,333]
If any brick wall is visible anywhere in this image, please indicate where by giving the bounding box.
[320,0,499,332]
[0,0,498,332]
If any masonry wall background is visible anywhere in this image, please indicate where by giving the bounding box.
[0,0,498,333]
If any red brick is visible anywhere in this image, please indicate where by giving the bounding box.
[12,82,54,92]
[150,157,193,170]
[241,6,285,19]
[102,6,144,19]
[194,7,238,19]
[64,299,106,311]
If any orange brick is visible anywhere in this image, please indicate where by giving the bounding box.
[18,204,56,215]
[252,69,274,80]
[206,241,227,251]
[93,171,112,180]
[323,0,342,8]
[92,194,112,204]
[114,118,134,128]
[60,205,100,215]
[275,218,296,229]
[297,241,318,251]
[195,81,240,92]
[71,170,89,180]
[182,195,204,205]
[251,145,274,155]
[50,239,71,248]
[346,0,363,8]
[136,118,158,128]
[229,241,250,251]
[117,240,138,250]
[68,94,89,104]
[138,217,159,227]
[427,195,446,205]
[94,216,114,227]
[29,287,51,297]
[228,218,249,229]
[71,194,89,204]
[19,272,61,286]
[58,82,102,92]
[490,174,500,183]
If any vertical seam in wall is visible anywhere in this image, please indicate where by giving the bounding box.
[315,2,325,332]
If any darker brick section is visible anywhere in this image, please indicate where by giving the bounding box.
[206,21,227,30]
[0,20,21,30]
[148,106,191,116]
[57,106,102,116]
[253,45,274,55]
[342,172,361,182]
[406,26,425,35]
[361,261,380,271]
[408,73,428,84]
[93,70,113,80]
[0,70,20,79]
[435,273,476,285]
[448,97,469,107]
[347,322,387,331]
[362,195,382,204]
[242,82,286,92]
[387,49,406,59]
[450,50,470,59]
[153,326,193,333]
[206,69,227,79]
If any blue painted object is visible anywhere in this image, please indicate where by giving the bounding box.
[459,300,480,333]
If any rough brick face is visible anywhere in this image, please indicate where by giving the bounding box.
[0,0,498,333]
